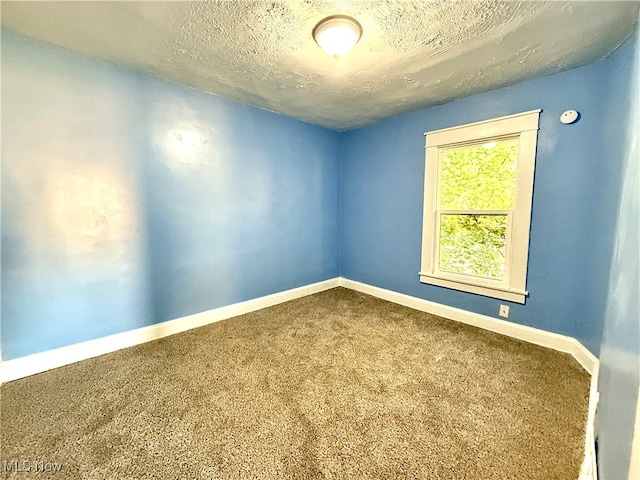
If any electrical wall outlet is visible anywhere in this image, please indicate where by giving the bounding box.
[499,305,510,318]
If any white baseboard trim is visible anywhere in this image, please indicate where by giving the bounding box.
[3,276,600,477]
[2,277,599,382]
[579,364,600,480]
[339,277,600,480]
[339,278,598,374]
[0,277,340,383]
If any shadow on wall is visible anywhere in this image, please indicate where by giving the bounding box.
[595,30,640,477]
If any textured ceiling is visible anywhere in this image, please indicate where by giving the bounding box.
[1,1,638,130]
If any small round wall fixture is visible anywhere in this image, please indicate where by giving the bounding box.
[560,110,580,124]
[313,15,362,58]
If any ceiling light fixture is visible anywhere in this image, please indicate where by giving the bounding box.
[313,15,362,58]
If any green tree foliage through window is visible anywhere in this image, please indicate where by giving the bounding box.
[437,139,518,280]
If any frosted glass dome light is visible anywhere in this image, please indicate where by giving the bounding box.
[313,15,362,58]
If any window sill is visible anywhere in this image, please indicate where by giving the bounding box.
[419,273,527,304]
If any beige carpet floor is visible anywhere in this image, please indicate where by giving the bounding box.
[0,287,590,479]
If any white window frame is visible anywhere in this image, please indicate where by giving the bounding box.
[419,110,541,304]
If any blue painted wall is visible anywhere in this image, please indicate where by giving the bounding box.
[596,29,640,480]
[1,30,340,360]
[340,38,637,355]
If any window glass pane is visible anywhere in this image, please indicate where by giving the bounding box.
[438,214,507,280]
[439,138,519,210]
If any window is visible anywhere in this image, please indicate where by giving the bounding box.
[420,110,540,304]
